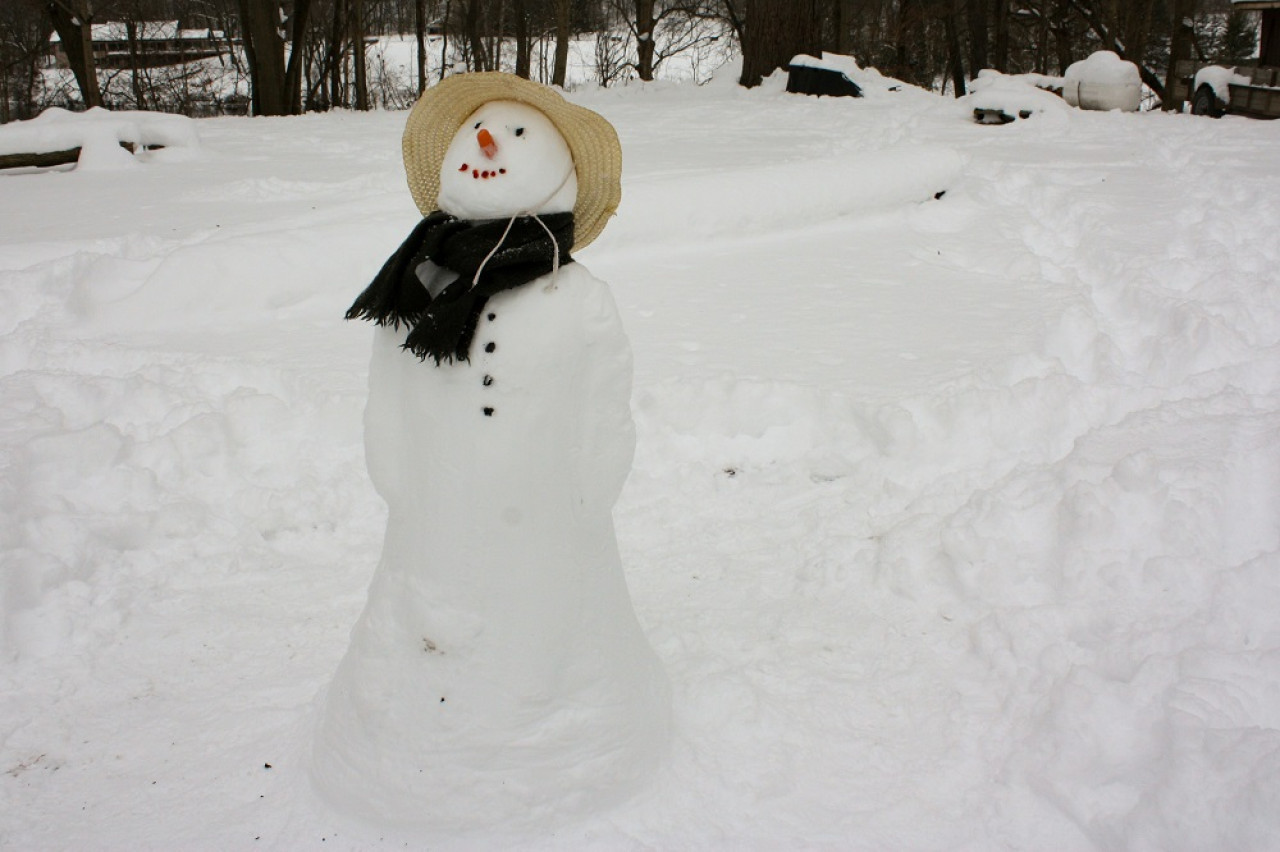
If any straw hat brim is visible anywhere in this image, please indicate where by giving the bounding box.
[402,72,621,252]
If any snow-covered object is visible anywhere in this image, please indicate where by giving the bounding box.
[1193,65,1252,104]
[312,103,668,829]
[966,70,1071,121]
[1061,51,1142,112]
[0,106,200,170]
[789,52,917,99]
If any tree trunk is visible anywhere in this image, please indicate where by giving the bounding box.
[513,0,531,78]
[48,1,102,109]
[552,0,569,86]
[1163,0,1193,109]
[330,0,347,107]
[126,19,146,110]
[636,0,656,81]
[992,0,1009,72]
[966,0,988,73]
[944,0,966,96]
[739,0,822,88]
[439,0,452,80]
[416,0,429,91]
[238,0,289,115]
[461,0,485,71]
[285,0,313,114]
[1051,0,1073,74]
[894,0,919,85]
[352,0,369,109]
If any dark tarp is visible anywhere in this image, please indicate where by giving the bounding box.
[786,64,863,98]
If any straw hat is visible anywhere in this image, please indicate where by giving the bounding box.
[402,72,621,251]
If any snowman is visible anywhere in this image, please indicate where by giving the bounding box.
[312,73,669,828]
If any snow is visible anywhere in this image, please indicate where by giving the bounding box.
[965,70,1073,121]
[1064,51,1143,88]
[1062,51,1143,112]
[48,20,181,44]
[2,76,1280,849]
[0,107,201,168]
[1194,65,1254,103]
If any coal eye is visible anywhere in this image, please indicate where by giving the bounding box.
[514,127,525,137]
[474,121,481,129]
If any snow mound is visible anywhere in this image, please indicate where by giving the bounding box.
[1062,51,1142,112]
[967,70,1072,121]
[0,107,200,171]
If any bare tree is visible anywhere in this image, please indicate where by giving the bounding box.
[1066,0,1166,99]
[552,0,568,85]
[943,0,966,94]
[284,0,313,113]
[237,0,289,113]
[47,0,104,108]
[351,0,368,107]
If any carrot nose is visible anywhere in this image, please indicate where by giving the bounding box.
[477,128,498,159]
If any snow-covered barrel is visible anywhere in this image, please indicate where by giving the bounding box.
[1061,51,1142,112]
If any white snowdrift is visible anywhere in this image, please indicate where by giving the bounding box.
[599,145,962,248]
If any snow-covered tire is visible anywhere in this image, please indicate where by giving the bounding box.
[1191,84,1225,118]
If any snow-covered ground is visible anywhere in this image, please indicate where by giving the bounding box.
[2,72,1279,849]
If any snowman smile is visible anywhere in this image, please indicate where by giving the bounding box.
[457,162,509,180]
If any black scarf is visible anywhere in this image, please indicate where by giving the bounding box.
[346,210,575,364]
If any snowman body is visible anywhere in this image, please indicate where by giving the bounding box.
[313,100,668,827]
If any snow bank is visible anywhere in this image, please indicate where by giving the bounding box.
[0,107,200,170]
[1062,51,1142,112]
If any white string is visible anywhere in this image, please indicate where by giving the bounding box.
[468,163,575,291]
[470,214,518,288]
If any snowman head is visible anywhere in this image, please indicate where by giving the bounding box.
[436,100,579,220]
[401,72,622,251]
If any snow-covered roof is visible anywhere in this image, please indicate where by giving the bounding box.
[50,21,181,44]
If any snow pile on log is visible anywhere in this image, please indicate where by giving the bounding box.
[0,107,200,170]
[966,70,1072,122]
